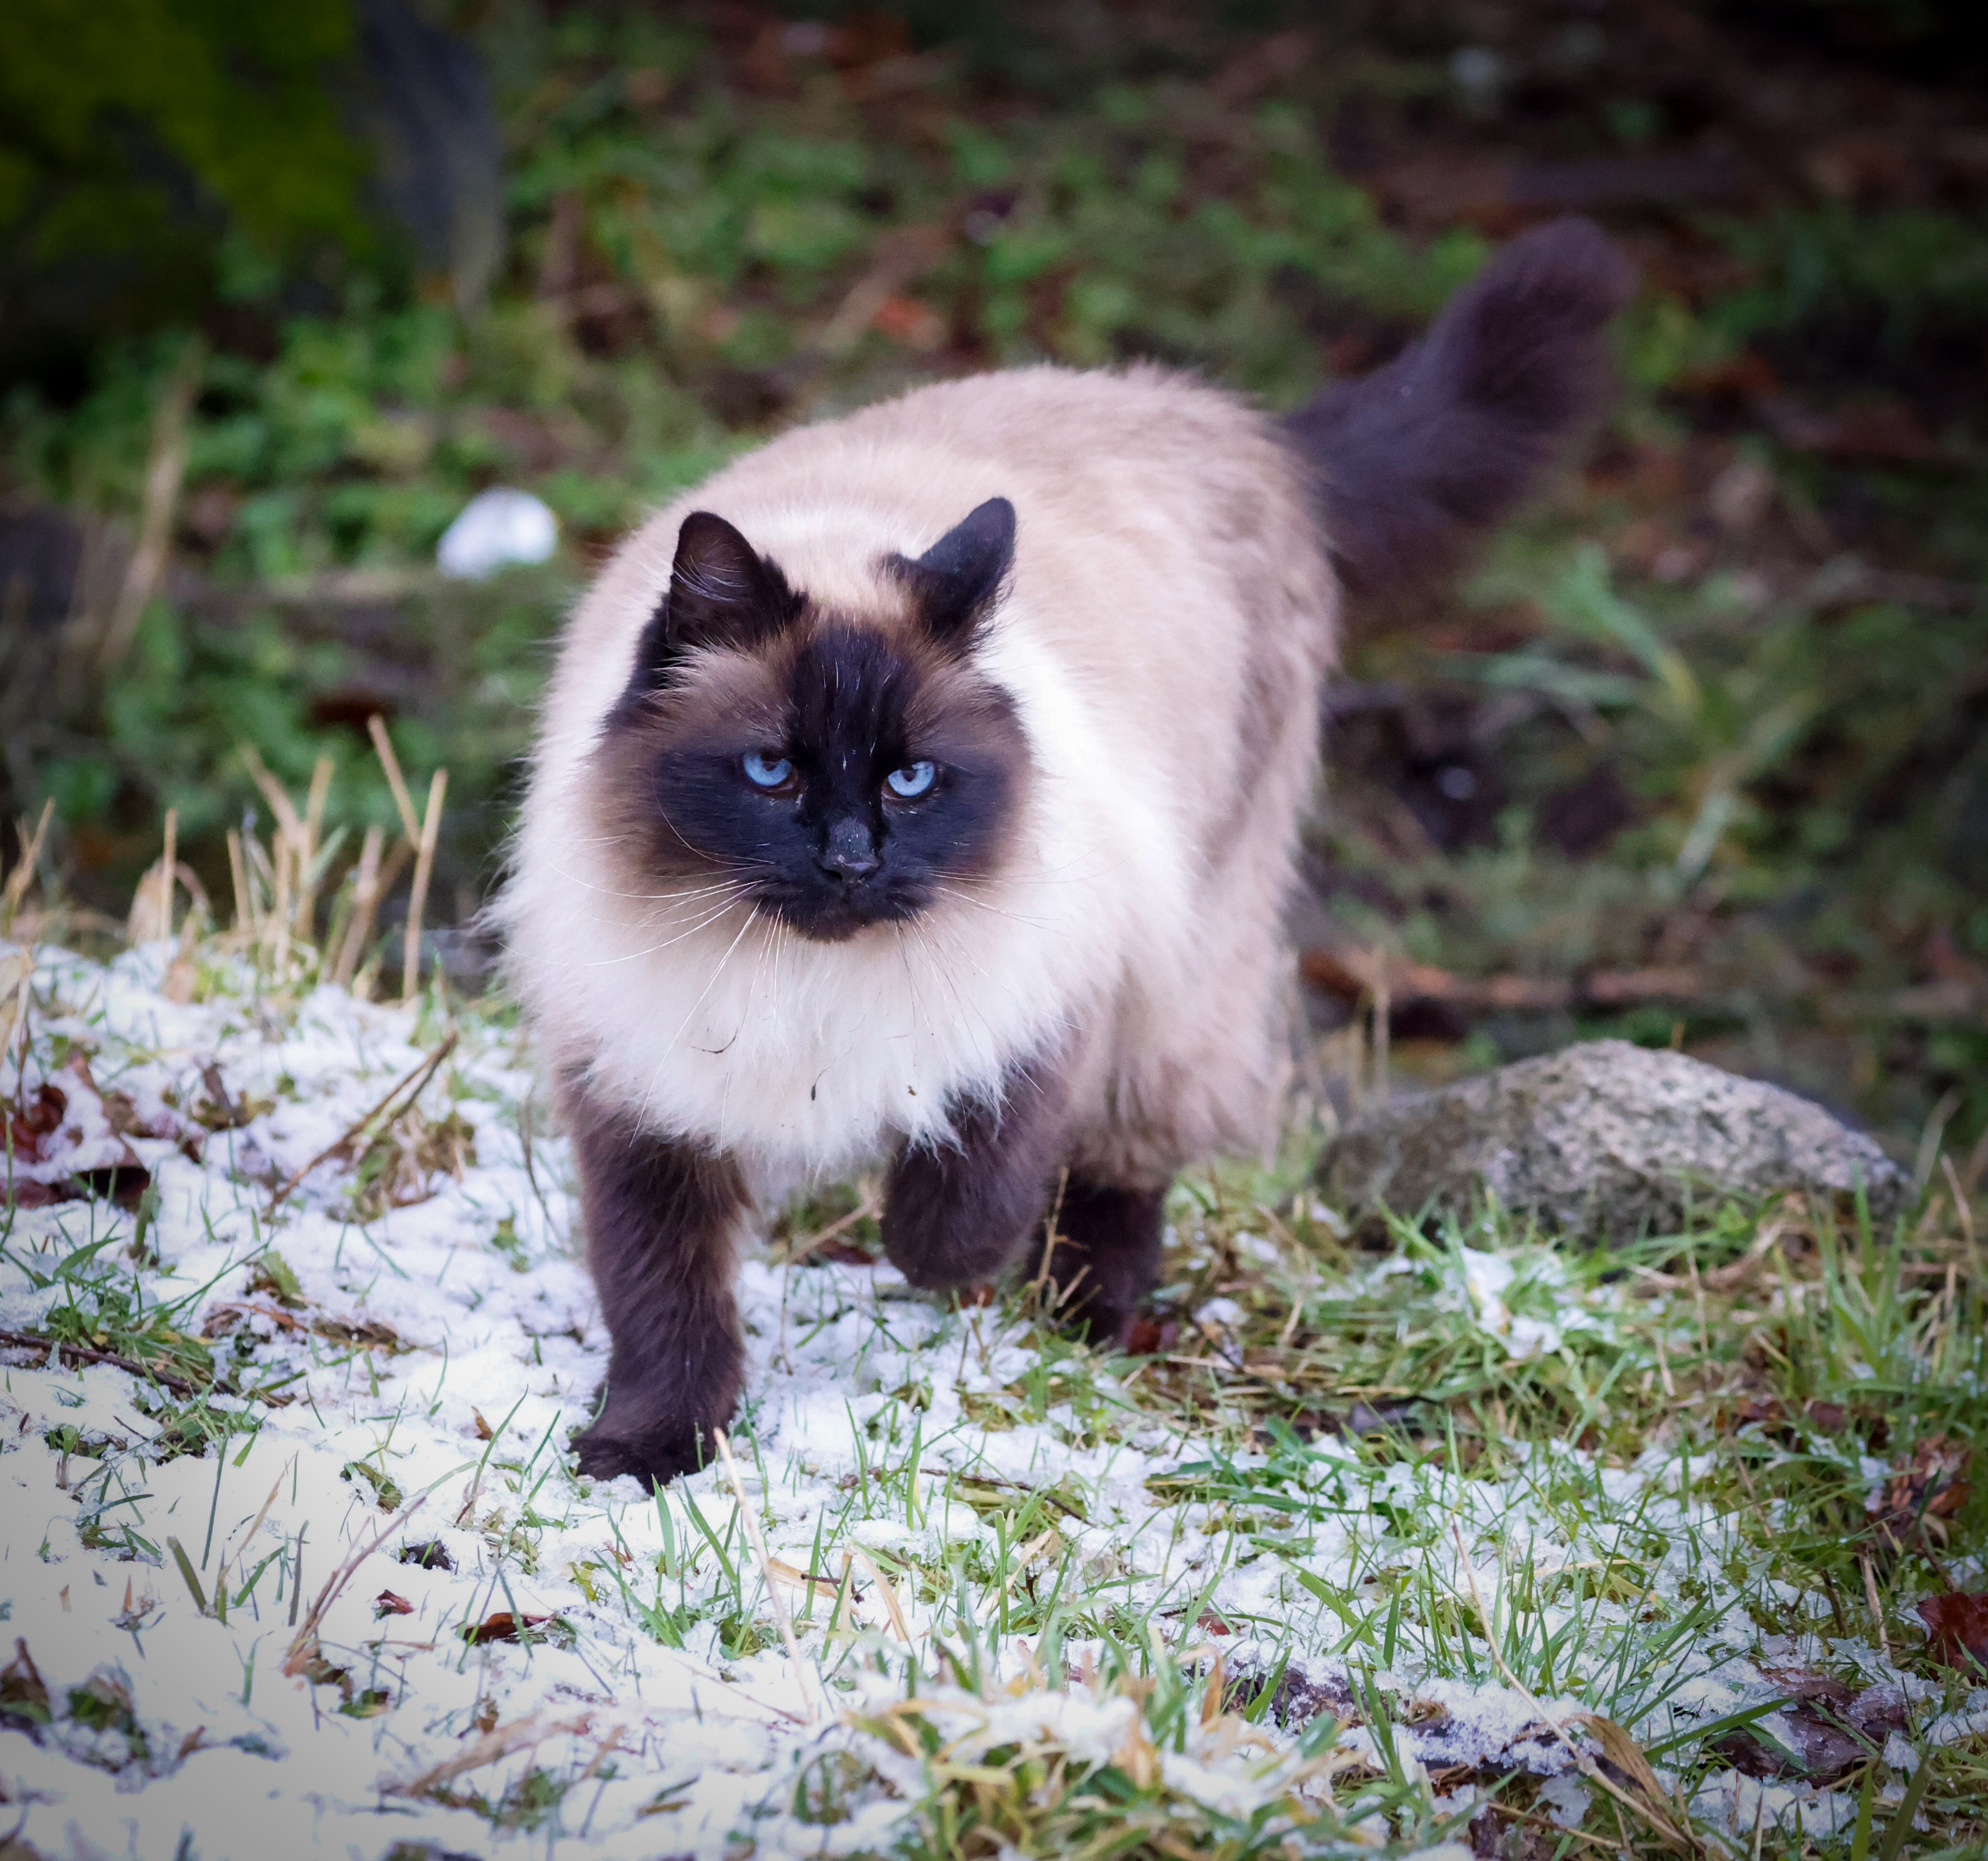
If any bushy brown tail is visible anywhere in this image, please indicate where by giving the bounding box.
[1285,216,1635,598]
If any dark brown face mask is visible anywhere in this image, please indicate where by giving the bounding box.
[593,502,1031,942]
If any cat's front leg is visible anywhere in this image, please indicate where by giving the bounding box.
[881,1054,1067,1291]
[563,1079,747,1487]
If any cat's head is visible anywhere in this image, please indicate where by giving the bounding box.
[591,498,1029,943]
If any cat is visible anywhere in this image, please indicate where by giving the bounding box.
[500,216,1633,1486]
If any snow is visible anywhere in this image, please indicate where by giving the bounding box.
[435,488,559,580]
[0,941,1951,1858]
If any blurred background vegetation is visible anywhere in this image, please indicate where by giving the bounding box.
[1,0,1984,1154]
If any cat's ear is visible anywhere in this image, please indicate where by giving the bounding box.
[888,497,1015,649]
[620,512,802,709]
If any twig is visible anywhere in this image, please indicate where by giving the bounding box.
[329,825,383,988]
[775,1192,880,1265]
[3,799,56,921]
[402,768,447,1004]
[1629,1222,1786,1294]
[265,1030,459,1213]
[386,1711,589,1797]
[368,715,423,846]
[226,828,252,935]
[100,338,204,672]
[296,755,334,939]
[1030,1167,1071,1306]
[283,1495,425,1677]
[1860,1553,1893,1663]
[714,1428,820,1721]
[816,224,948,353]
[0,1327,200,1396]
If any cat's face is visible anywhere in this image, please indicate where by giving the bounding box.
[593,501,1030,943]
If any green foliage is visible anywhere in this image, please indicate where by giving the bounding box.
[0,2,1983,1159]
[0,0,367,262]
[1707,204,1988,347]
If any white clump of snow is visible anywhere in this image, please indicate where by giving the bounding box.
[436,486,558,579]
[1538,1771,1591,1827]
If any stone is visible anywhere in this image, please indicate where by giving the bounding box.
[1315,1039,1906,1241]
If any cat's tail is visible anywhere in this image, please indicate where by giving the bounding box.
[1284,216,1635,599]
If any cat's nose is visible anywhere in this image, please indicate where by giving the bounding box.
[818,818,879,882]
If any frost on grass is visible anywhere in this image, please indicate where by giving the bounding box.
[1,941,1983,1858]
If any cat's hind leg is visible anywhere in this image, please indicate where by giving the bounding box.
[1045,1176,1168,1345]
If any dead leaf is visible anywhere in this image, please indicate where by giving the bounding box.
[764,1557,839,1603]
[812,1236,876,1266]
[6,1082,66,1158]
[373,1590,415,1618]
[0,1637,51,1734]
[1123,1316,1178,1356]
[461,1610,549,1646]
[1917,1593,1988,1673]
[4,1179,68,1208]
[1582,1714,1666,1798]
[1870,1435,1971,1552]
[1712,1689,1866,1783]
[1761,395,1941,464]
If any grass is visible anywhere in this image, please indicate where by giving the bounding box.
[8,816,1977,1854]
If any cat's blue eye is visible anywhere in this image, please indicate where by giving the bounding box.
[885,761,936,800]
[742,751,794,790]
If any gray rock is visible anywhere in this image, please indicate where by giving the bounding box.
[1316,1039,1906,1241]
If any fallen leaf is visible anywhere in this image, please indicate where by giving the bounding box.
[313,1318,403,1350]
[1870,1435,1971,1552]
[6,1083,66,1160]
[373,1590,415,1618]
[0,1637,51,1733]
[1123,1317,1164,1355]
[4,1179,69,1208]
[1762,395,1941,463]
[764,1557,838,1602]
[1917,1593,1988,1673]
[461,1611,549,1646]
[1712,1699,1864,1783]
[812,1236,875,1266]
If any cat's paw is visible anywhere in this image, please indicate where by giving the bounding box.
[1057,1287,1140,1350]
[572,1419,708,1487]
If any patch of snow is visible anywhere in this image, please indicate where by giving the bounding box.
[0,943,1931,1857]
[436,487,558,579]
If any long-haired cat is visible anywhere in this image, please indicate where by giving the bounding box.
[502,217,1632,1486]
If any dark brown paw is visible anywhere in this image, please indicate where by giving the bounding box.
[572,1420,709,1487]
[1057,1286,1138,1348]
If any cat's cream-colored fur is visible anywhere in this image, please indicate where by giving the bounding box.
[502,364,1336,1198]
